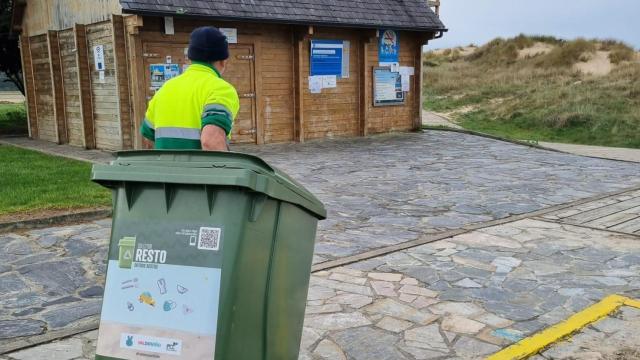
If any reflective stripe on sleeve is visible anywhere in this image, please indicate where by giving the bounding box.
[143,117,155,129]
[202,104,232,119]
[155,127,201,140]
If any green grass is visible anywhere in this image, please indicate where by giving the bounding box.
[423,35,640,148]
[0,144,110,216]
[0,103,28,135]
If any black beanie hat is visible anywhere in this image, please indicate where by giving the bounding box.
[188,26,229,62]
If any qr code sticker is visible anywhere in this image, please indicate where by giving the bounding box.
[198,227,221,251]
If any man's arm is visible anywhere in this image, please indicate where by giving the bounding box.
[201,82,240,151]
[201,124,228,151]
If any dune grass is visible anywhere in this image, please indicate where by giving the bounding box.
[423,36,640,148]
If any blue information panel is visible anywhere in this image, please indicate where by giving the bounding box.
[310,40,344,76]
[373,67,404,106]
[378,29,399,65]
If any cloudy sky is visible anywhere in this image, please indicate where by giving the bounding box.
[430,0,640,49]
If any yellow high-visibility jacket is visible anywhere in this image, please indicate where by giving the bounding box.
[141,62,240,149]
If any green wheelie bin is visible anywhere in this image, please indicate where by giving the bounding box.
[92,151,326,360]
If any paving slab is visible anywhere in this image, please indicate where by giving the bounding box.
[5,216,640,359]
[235,132,640,262]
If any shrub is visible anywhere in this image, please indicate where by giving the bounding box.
[609,47,635,64]
[536,38,596,68]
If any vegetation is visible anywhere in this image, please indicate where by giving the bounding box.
[0,103,27,135]
[0,144,110,216]
[423,35,640,148]
[0,0,24,94]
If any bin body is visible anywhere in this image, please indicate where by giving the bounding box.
[93,151,326,360]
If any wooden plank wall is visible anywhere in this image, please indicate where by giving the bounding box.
[29,34,57,142]
[259,25,295,143]
[58,28,84,146]
[48,30,67,144]
[366,31,419,134]
[75,24,96,149]
[86,20,121,150]
[302,29,361,140]
[111,15,133,149]
[22,16,424,148]
[19,35,38,139]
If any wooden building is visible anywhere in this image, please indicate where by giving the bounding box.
[12,0,446,150]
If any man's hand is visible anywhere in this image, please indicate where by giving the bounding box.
[142,138,154,149]
[201,125,229,151]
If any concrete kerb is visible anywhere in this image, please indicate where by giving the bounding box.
[0,208,112,234]
[420,126,640,165]
[0,138,114,164]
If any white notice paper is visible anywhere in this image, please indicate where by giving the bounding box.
[309,76,323,93]
[98,70,105,83]
[399,66,415,76]
[341,41,350,78]
[321,75,337,88]
[401,75,410,92]
[164,16,174,35]
[220,28,238,44]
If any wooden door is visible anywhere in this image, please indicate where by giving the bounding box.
[142,42,257,144]
[225,45,256,144]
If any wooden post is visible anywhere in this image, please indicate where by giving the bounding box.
[124,15,144,149]
[112,15,133,149]
[253,39,264,144]
[293,32,305,142]
[47,30,67,144]
[359,38,369,136]
[19,35,38,139]
[414,35,430,131]
[74,24,95,149]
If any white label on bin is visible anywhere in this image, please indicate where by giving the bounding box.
[198,227,221,251]
[120,333,182,355]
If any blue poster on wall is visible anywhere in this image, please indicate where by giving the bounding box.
[310,40,344,76]
[378,29,399,66]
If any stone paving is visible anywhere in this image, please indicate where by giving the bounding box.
[538,306,640,360]
[3,215,640,359]
[0,220,111,353]
[236,131,640,264]
[2,132,640,357]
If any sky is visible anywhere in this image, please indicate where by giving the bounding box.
[430,0,640,50]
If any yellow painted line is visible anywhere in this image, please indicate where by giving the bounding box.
[486,294,640,360]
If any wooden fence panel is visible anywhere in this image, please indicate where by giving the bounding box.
[29,34,56,142]
[86,20,121,150]
[59,28,85,146]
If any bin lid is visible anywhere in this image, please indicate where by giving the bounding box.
[91,151,327,219]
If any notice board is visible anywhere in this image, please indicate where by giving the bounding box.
[373,67,404,106]
[310,40,347,77]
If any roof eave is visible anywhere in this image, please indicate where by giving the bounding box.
[120,8,448,33]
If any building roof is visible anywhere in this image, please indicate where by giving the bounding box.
[119,0,447,32]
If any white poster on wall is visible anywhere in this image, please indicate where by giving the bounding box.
[321,75,337,88]
[93,45,105,71]
[220,28,238,44]
[309,75,323,93]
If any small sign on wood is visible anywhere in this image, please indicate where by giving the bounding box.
[93,45,105,71]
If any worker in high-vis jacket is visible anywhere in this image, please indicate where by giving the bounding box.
[141,26,240,151]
